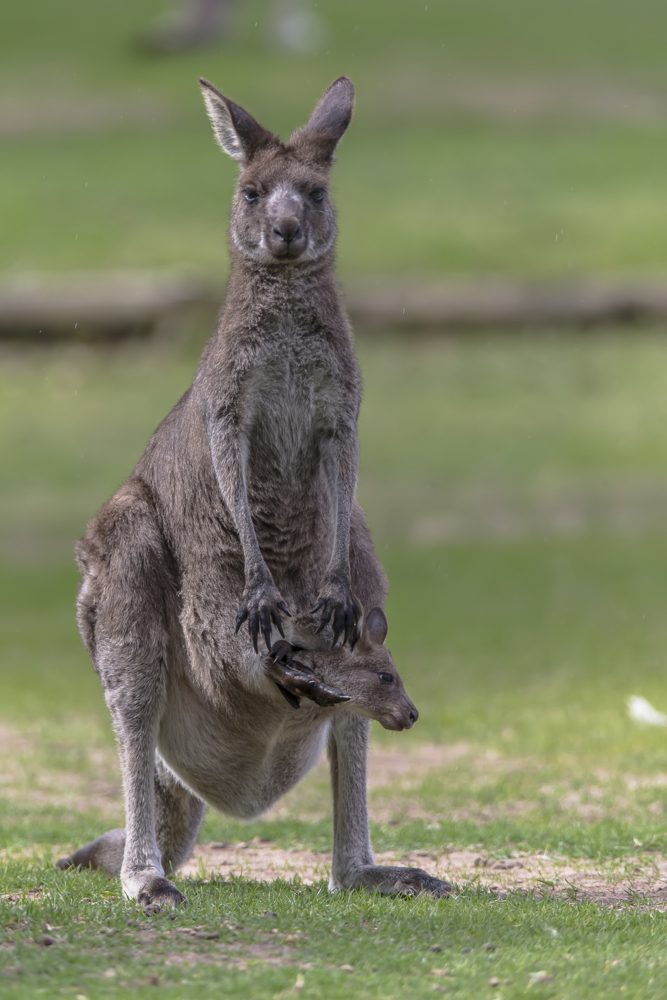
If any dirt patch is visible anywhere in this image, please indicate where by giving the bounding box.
[183,842,667,909]
[1,723,663,829]
[377,71,667,125]
[3,720,667,908]
[366,743,471,787]
[0,889,43,903]
[162,937,301,970]
[0,721,122,818]
[0,722,470,827]
[0,94,167,137]
[3,722,667,897]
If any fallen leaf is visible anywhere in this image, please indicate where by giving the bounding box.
[529,971,553,985]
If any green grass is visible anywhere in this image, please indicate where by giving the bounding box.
[4,334,667,994]
[7,863,667,1000]
[4,1,667,279]
[5,3,667,993]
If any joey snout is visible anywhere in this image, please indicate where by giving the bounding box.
[379,696,419,732]
[346,676,419,732]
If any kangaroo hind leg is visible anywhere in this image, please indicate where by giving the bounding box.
[70,479,188,909]
[57,757,205,883]
[154,755,206,877]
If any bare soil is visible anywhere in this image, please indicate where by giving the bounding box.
[379,71,667,125]
[182,842,667,909]
[4,723,667,907]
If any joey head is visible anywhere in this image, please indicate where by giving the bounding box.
[268,608,419,733]
[56,79,451,910]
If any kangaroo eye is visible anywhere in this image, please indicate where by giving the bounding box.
[310,189,325,202]
[379,672,394,684]
[243,190,259,203]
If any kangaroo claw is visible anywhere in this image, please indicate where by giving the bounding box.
[266,641,351,708]
[276,684,301,710]
[312,584,361,649]
[236,583,291,652]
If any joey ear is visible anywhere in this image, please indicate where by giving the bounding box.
[199,77,277,163]
[291,76,355,165]
[365,607,388,646]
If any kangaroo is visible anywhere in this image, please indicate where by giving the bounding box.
[56,77,451,906]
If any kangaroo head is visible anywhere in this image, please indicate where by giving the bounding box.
[199,76,354,265]
[289,608,418,732]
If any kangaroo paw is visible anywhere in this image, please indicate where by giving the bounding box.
[236,582,291,653]
[131,874,187,912]
[266,641,350,708]
[334,865,451,899]
[311,582,361,648]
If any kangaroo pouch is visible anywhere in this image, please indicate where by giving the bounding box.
[156,679,331,819]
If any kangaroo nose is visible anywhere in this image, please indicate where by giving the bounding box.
[409,708,418,726]
[272,218,302,243]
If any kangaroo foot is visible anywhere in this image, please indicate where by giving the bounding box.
[311,579,361,648]
[334,865,451,899]
[124,871,187,912]
[56,828,126,877]
[267,641,350,708]
[236,580,291,653]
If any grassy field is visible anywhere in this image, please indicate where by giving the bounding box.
[4,1,667,279]
[4,333,667,996]
[5,1,667,995]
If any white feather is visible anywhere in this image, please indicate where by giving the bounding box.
[628,695,667,726]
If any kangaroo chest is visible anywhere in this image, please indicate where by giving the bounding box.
[239,336,340,476]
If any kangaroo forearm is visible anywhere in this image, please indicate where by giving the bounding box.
[321,429,358,581]
[330,493,352,578]
[208,420,271,583]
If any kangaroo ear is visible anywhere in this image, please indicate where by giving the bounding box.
[366,607,388,646]
[291,76,354,165]
[199,78,278,163]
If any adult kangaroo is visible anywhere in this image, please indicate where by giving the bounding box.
[58,77,451,907]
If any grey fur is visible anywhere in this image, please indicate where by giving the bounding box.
[57,78,450,907]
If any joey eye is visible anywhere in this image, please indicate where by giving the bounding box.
[379,672,394,684]
[310,189,325,202]
[243,190,259,203]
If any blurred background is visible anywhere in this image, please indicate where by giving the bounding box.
[5,0,667,853]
